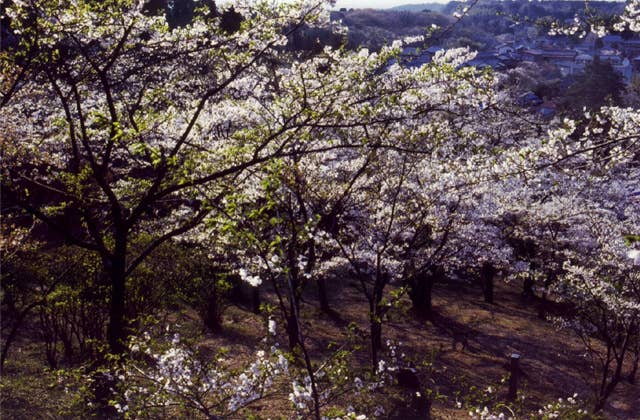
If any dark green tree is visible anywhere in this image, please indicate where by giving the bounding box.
[564,58,625,114]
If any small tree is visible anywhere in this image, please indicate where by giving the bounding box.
[558,226,639,412]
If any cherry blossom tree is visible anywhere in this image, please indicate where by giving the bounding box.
[0,0,345,354]
[488,102,640,411]
[3,0,640,417]
[279,47,543,370]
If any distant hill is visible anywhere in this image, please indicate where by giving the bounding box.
[390,3,448,13]
[330,8,452,50]
[392,1,624,17]
[437,0,623,17]
[331,0,628,52]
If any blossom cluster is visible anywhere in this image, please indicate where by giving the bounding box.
[115,326,289,417]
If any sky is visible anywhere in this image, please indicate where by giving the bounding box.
[332,0,447,10]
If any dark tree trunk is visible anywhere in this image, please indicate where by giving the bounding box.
[251,286,261,314]
[91,371,118,417]
[284,237,303,351]
[1,300,42,370]
[204,292,223,333]
[408,272,433,317]
[107,231,127,354]
[538,272,556,319]
[370,270,389,373]
[522,276,535,301]
[317,277,330,313]
[628,350,639,384]
[507,353,521,400]
[411,393,431,419]
[60,331,74,360]
[538,290,547,319]
[308,241,329,313]
[480,262,496,304]
[1,326,19,371]
[286,309,300,351]
[370,314,382,373]
[595,351,626,412]
[627,332,639,384]
[408,267,441,318]
[424,277,433,316]
[40,308,58,368]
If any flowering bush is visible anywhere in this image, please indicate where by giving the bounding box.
[467,393,595,420]
[109,328,289,418]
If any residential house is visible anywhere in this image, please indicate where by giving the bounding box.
[596,48,632,81]
[614,58,633,82]
[598,48,623,65]
[632,56,640,73]
[621,40,640,57]
[573,53,594,74]
[521,48,578,76]
[496,43,515,56]
[538,101,557,119]
[602,34,624,49]
[400,46,444,68]
[579,32,598,50]
[465,51,506,70]
[518,91,543,107]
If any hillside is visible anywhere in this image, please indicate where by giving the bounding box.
[2,0,639,419]
[390,3,448,13]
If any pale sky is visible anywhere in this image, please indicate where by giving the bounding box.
[333,0,448,10]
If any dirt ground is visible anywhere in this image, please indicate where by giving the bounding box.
[195,274,639,419]
[2,275,638,419]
